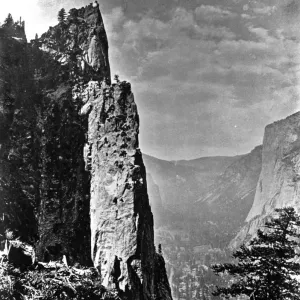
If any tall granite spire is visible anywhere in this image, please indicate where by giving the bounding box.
[81,80,172,299]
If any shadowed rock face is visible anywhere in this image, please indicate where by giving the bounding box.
[82,81,172,299]
[0,22,38,243]
[232,112,300,247]
[35,3,110,265]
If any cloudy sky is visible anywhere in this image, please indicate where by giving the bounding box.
[1,0,300,160]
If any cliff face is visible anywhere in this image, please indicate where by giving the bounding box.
[232,112,300,247]
[0,23,38,242]
[0,4,172,299]
[196,145,262,243]
[34,3,110,264]
[82,81,172,299]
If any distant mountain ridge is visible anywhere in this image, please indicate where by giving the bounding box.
[143,153,242,214]
[174,155,243,172]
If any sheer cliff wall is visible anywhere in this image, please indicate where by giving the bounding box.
[231,112,300,247]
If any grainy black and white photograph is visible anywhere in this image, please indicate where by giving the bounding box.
[0,0,300,299]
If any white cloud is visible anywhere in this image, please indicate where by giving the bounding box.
[253,5,277,15]
[195,5,237,21]
[241,13,255,20]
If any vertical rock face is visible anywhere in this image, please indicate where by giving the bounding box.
[82,81,172,299]
[0,4,111,263]
[0,23,38,242]
[34,4,111,264]
[232,112,300,247]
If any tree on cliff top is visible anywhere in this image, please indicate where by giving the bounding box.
[212,207,300,299]
[57,8,66,23]
[3,13,14,28]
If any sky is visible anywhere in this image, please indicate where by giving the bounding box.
[1,0,300,160]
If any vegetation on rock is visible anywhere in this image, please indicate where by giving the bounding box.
[0,259,121,300]
[57,8,67,24]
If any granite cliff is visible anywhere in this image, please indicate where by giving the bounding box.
[0,4,172,299]
[232,112,300,247]
[196,145,262,243]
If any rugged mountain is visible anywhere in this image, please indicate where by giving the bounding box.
[0,4,172,299]
[232,112,300,247]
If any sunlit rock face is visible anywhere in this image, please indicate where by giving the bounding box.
[82,81,172,299]
[231,112,300,247]
[39,3,110,83]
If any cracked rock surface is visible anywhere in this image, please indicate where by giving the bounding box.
[83,81,172,299]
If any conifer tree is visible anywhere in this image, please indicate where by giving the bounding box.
[3,13,14,28]
[212,207,300,299]
[57,8,66,23]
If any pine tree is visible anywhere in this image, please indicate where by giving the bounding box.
[3,13,14,28]
[212,207,300,299]
[57,8,66,23]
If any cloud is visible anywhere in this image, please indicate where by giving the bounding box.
[195,5,237,21]
[283,0,300,17]
[252,5,277,15]
[241,13,255,19]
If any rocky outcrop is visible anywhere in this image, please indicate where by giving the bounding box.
[232,112,300,247]
[82,81,172,299]
[39,4,110,83]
